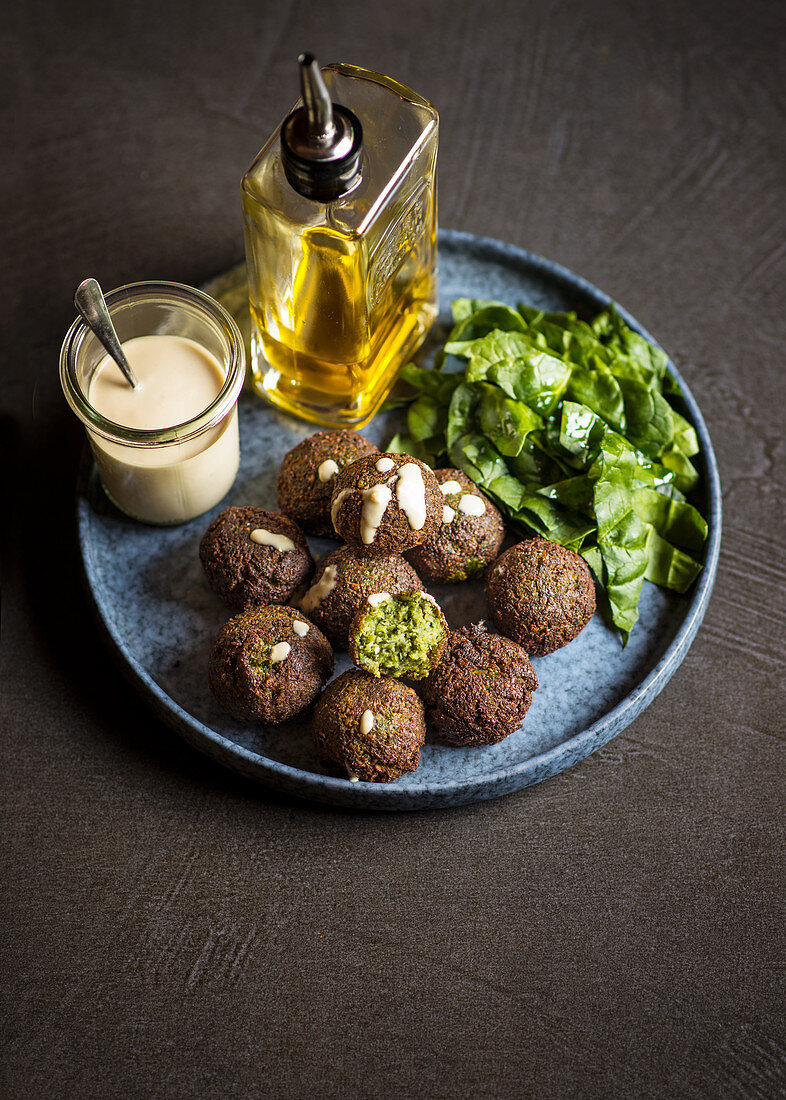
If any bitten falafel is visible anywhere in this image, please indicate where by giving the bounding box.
[299,545,424,649]
[209,604,334,724]
[329,453,442,553]
[486,538,596,656]
[200,506,314,610]
[312,669,426,782]
[419,622,538,746]
[277,430,379,536]
[406,468,505,583]
[348,591,448,680]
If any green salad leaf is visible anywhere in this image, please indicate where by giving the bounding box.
[385,297,708,645]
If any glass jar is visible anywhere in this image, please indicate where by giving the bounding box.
[60,281,245,525]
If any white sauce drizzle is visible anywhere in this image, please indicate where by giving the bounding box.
[269,642,291,664]
[300,564,338,612]
[359,709,375,735]
[367,591,391,608]
[250,528,295,551]
[442,504,456,525]
[458,493,486,517]
[349,775,360,783]
[395,462,427,531]
[292,620,309,637]
[360,483,392,544]
[440,479,462,496]
[318,458,339,482]
[375,456,396,473]
[330,487,352,527]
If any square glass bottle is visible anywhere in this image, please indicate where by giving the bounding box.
[241,58,439,428]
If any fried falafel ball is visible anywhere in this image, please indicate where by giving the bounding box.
[329,453,442,554]
[299,545,424,650]
[277,430,379,536]
[313,669,426,783]
[348,591,448,680]
[486,537,596,656]
[406,468,505,584]
[419,622,538,746]
[200,506,314,610]
[209,604,334,724]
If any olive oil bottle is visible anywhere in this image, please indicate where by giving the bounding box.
[241,55,438,427]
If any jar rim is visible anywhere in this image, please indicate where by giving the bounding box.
[59,280,246,448]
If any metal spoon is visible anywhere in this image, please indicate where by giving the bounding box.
[74,277,138,389]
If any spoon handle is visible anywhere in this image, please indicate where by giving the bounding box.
[74,278,138,389]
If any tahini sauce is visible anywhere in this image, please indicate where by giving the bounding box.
[87,335,239,525]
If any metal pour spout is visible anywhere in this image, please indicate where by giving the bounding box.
[298,53,336,144]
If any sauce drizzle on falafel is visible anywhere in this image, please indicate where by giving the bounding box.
[317,459,339,482]
[301,564,339,613]
[395,462,427,531]
[249,528,296,551]
[269,641,291,664]
[360,483,393,545]
[457,494,486,517]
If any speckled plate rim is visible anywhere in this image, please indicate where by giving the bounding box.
[77,229,722,810]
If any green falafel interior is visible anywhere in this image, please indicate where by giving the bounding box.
[352,592,447,680]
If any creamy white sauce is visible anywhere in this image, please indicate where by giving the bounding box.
[395,462,427,531]
[86,334,238,525]
[318,458,339,482]
[458,493,486,517]
[359,709,375,735]
[330,488,352,527]
[250,528,295,551]
[292,620,309,637]
[361,483,392,545]
[440,479,462,496]
[349,775,360,783]
[442,504,456,525]
[269,642,290,664]
[367,591,391,608]
[300,564,338,612]
[375,456,396,473]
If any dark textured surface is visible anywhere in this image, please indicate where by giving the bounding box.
[2,0,784,1096]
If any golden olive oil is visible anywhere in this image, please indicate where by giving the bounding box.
[241,60,438,427]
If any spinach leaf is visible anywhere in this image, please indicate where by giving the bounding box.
[476,384,543,456]
[407,394,446,442]
[386,297,708,646]
[447,303,528,347]
[446,383,480,451]
[617,377,674,458]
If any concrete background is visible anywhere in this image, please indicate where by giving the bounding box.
[2,0,784,1095]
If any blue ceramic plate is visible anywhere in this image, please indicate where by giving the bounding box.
[77,230,721,809]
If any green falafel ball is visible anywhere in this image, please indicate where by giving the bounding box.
[313,669,426,783]
[348,590,448,680]
[486,537,596,656]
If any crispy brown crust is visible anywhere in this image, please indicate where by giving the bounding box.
[330,453,442,554]
[486,538,596,656]
[312,669,425,782]
[208,604,333,724]
[406,468,505,583]
[277,430,378,536]
[300,545,424,650]
[419,622,538,746]
[200,506,314,610]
